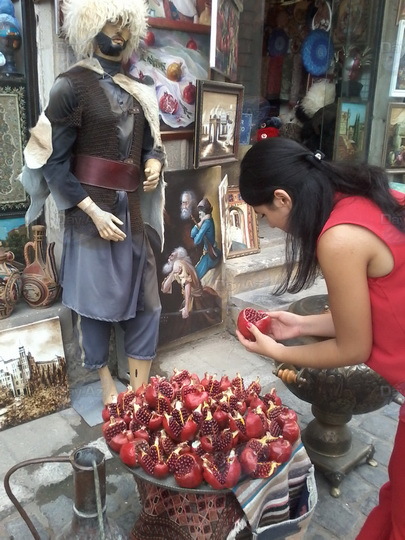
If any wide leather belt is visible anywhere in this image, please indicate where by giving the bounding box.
[73,154,140,192]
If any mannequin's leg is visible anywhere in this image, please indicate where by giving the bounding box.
[128,358,152,391]
[98,365,118,405]
[74,313,117,405]
[123,231,161,392]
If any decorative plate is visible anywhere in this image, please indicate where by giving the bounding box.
[267,28,289,57]
[301,29,334,76]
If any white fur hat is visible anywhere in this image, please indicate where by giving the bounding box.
[300,79,336,119]
[62,0,148,62]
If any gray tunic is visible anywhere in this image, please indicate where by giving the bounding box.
[42,57,164,321]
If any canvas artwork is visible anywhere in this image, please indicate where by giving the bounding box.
[0,81,28,213]
[157,166,224,345]
[226,187,260,259]
[0,317,70,431]
[383,103,405,172]
[210,0,241,80]
[194,80,244,167]
[333,99,368,162]
[146,0,210,25]
[129,27,210,136]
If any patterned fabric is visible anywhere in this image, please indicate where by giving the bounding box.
[131,480,244,540]
[129,440,316,540]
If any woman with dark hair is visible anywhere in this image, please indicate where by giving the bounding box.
[237,137,405,540]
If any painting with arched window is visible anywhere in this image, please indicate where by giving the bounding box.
[223,187,260,259]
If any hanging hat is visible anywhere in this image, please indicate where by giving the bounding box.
[0,0,14,16]
[61,0,148,62]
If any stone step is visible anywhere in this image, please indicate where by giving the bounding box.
[226,278,328,335]
[224,226,287,297]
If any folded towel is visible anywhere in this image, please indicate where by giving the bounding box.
[232,440,313,533]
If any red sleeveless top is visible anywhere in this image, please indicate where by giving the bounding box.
[319,192,405,396]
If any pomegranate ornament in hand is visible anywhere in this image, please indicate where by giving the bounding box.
[237,308,272,340]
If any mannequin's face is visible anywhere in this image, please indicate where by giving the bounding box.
[94,19,131,61]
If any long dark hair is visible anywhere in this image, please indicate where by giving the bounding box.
[239,138,405,294]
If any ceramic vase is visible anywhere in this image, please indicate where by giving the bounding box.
[22,225,60,308]
[0,244,22,319]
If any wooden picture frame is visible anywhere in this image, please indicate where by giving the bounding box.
[129,25,210,140]
[382,102,405,173]
[390,20,405,97]
[333,98,368,163]
[224,187,260,259]
[193,79,244,168]
[210,0,241,81]
[397,0,405,25]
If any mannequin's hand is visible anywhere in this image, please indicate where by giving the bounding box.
[143,159,162,192]
[86,203,126,242]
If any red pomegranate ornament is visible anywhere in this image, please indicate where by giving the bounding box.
[159,91,179,115]
[182,81,196,105]
[144,30,155,47]
[237,308,272,340]
[186,38,198,50]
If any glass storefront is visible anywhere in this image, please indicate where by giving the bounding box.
[238,0,404,180]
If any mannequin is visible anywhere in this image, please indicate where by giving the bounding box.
[21,0,166,404]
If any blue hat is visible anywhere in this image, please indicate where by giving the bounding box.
[0,13,21,34]
[0,0,15,16]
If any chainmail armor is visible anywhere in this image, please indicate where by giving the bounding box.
[55,67,145,235]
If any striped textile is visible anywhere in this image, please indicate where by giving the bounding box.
[231,440,314,533]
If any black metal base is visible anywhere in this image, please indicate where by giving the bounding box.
[301,427,377,498]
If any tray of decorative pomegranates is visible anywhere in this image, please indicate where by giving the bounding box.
[101,369,300,494]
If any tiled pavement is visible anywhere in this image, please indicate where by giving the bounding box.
[0,327,401,539]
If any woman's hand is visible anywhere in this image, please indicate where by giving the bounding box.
[267,311,304,341]
[143,158,162,192]
[236,325,285,360]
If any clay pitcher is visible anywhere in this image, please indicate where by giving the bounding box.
[0,244,22,319]
[22,225,60,308]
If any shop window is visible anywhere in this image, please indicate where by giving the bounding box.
[239,0,384,164]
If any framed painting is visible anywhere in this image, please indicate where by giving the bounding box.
[218,173,232,262]
[225,187,260,259]
[210,0,241,80]
[382,102,405,172]
[156,166,224,345]
[193,79,244,168]
[333,98,368,163]
[129,26,210,139]
[146,0,211,29]
[390,20,405,97]
[0,317,70,431]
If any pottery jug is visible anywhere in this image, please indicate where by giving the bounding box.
[22,225,60,308]
[0,243,22,319]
